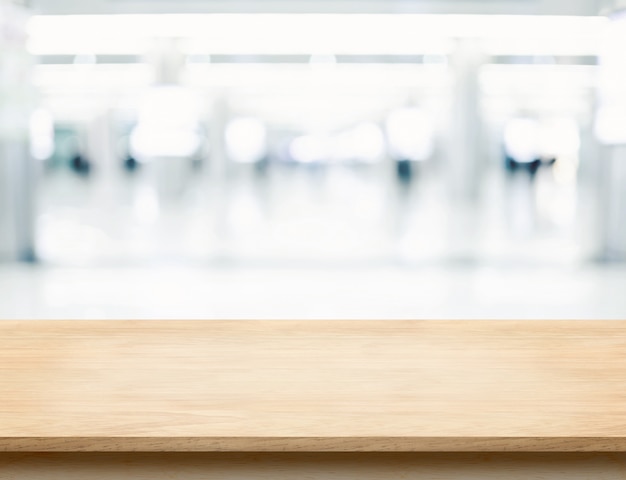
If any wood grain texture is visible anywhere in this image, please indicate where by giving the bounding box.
[3,453,626,479]
[1,320,626,452]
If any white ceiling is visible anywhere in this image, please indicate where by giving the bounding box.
[29,0,605,16]
[27,14,606,55]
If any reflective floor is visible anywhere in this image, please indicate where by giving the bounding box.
[1,264,625,319]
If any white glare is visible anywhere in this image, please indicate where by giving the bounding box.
[289,134,331,164]
[595,107,626,145]
[130,86,201,159]
[29,109,55,161]
[133,186,160,225]
[386,108,435,161]
[225,118,267,164]
[539,118,580,158]
[334,123,385,163]
[504,118,541,163]
[27,14,606,56]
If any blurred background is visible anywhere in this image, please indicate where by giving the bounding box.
[1,0,626,319]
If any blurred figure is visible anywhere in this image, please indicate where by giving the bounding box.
[123,154,140,173]
[502,116,581,242]
[70,152,92,176]
[385,106,435,237]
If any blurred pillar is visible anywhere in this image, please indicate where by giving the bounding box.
[577,120,605,260]
[0,2,36,262]
[445,39,487,262]
[147,37,186,86]
[88,109,118,227]
[593,7,626,261]
[207,94,231,258]
[599,146,626,260]
[143,38,196,201]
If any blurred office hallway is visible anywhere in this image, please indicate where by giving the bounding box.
[2,0,626,321]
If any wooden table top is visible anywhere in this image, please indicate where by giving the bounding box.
[1,320,626,452]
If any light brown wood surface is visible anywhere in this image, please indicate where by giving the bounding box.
[1,320,626,452]
[2,453,626,479]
